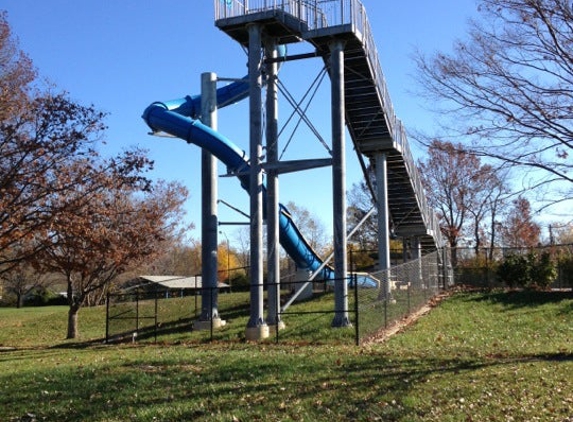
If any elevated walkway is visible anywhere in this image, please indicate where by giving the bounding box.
[214,0,442,250]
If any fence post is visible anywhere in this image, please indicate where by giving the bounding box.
[275,281,280,344]
[440,249,448,290]
[353,258,359,345]
[194,291,199,319]
[154,290,158,343]
[105,292,110,343]
[407,284,411,315]
[210,287,214,341]
[435,249,441,291]
[135,292,140,338]
[384,296,388,329]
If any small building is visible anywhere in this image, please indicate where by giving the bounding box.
[122,275,229,298]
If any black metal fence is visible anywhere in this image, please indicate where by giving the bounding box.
[105,250,451,345]
[105,287,252,344]
[105,290,160,343]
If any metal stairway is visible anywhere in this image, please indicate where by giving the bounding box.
[214,0,443,251]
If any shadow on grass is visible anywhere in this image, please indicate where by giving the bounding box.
[102,299,253,344]
[467,289,573,309]
[2,344,571,422]
[519,351,573,362]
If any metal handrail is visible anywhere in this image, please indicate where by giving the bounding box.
[213,0,443,247]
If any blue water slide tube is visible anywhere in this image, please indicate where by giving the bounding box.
[155,77,251,121]
[142,79,334,281]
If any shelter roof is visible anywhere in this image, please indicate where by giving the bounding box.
[125,275,229,291]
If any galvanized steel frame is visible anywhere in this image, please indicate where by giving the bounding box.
[214,0,443,248]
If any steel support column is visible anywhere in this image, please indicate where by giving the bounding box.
[265,37,283,330]
[198,72,220,326]
[375,152,392,300]
[411,236,423,287]
[246,23,269,340]
[330,39,350,328]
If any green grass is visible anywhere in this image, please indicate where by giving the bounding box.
[0,290,572,421]
[356,286,437,340]
[0,304,107,348]
[105,291,359,345]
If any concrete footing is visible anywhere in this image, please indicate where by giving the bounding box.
[268,321,286,335]
[245,324,270,341]
[194,318,227,331]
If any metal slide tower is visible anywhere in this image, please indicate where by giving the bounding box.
[144,0,445,341]
[212,0,443,340]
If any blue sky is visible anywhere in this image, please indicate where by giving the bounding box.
[2,0,480,243]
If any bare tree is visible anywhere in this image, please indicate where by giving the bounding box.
[418,140,506,266]
[145,239,202,277]
[415,0,573,211]
[347,167,378,252]
[484,170,512,260]
[283,201,329,257]
[233,226,251,273]
[0,259,52,308]
[466,165,511,256]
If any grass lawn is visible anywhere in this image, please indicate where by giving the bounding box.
[0,290,571,421]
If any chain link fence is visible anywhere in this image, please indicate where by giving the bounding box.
[355,250,447,343]
[454,244,573,289]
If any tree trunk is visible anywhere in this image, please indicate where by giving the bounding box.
[448,237,459,268]
[67,305,80,339]
[16,292,23,309]
[474,223,481,258]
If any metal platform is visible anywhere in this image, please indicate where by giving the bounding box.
[214,0,442,250]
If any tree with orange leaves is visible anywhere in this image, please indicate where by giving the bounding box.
[0,12,114,274]
[35,165,188,339]
[499,197,541,249]
[0,11,35,122]
[0,13,190,337]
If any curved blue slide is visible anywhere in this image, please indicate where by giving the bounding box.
[142,80,335,281]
